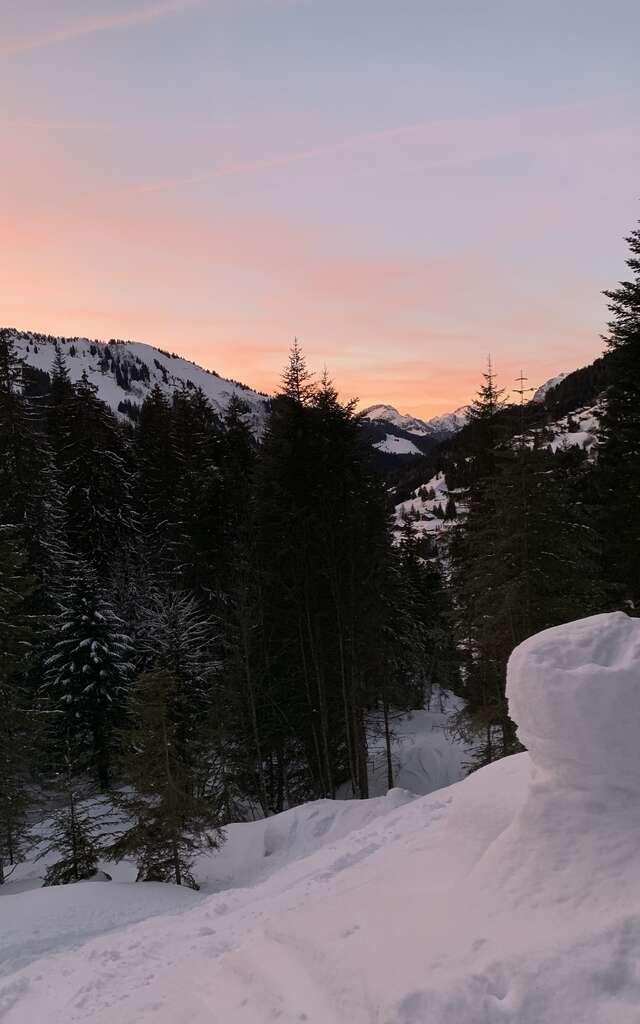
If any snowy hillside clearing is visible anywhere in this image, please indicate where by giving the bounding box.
[545,404,600,453]
[2,612,639,1023]
[513,403,602,456]
[373,433,422,455]
[394,471,466,541]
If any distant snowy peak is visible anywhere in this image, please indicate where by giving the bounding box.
[362,403,468,437]
[532,372,569,403]
[362,404,433,437]
[7,328,268,433]
[424,405,469,434]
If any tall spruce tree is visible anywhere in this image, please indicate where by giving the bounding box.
[44,561,133,789]
[48,361,135,577]
[595,221,640,607]
[110,668,223,889]
[111,590,223,887]
[170,387,225,599]
[280,337,316,405]
[38,739,106,885]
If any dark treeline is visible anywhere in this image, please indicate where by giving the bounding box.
[0,336,453,887]
[443,223,640,766]
[380,221,639,770]
[446,362,604,764]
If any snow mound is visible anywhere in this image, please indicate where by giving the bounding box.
[508,611,640,789]
[196,787,416,893]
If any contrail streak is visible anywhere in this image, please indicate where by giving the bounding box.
[128,120,433,195]
[1,0,202,58]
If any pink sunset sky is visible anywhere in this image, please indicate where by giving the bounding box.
[2,0,639,416]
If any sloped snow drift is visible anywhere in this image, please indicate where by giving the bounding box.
[2,613,640,1023]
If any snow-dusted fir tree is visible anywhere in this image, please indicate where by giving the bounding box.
[110,590,223,888]
[48,359,136,577]
[38,739,106,885]
[44,560,133,789]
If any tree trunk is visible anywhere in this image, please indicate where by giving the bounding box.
[383,699,394,791]
[172,840,182,887]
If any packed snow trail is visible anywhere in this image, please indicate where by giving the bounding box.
[3,613,640,1022]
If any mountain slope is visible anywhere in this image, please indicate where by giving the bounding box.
[532,371,569,402]
[5,328,268,433]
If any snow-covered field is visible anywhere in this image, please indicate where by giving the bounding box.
[2,612,639,1023]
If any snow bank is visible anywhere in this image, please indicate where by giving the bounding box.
[3,613,640,1024]
[508,611,640,790]
[195,787,416,893]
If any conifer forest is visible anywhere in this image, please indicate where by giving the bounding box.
[1,222,639,891]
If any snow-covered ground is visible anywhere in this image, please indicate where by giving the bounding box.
[3,700,466,896]
[335,697,468,800]
[2,612,639,1023]
[366,702,467,797]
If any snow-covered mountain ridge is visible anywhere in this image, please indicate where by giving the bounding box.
[8,327,597,465]
[4,328,269,433]
[362,402,469,437]
[532,371,569,402]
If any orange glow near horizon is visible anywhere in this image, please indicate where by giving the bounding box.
[2,3,638,418]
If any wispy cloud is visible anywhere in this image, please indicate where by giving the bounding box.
[127,121,432,194]
[1,0,202,58]
[125,100,615,196]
